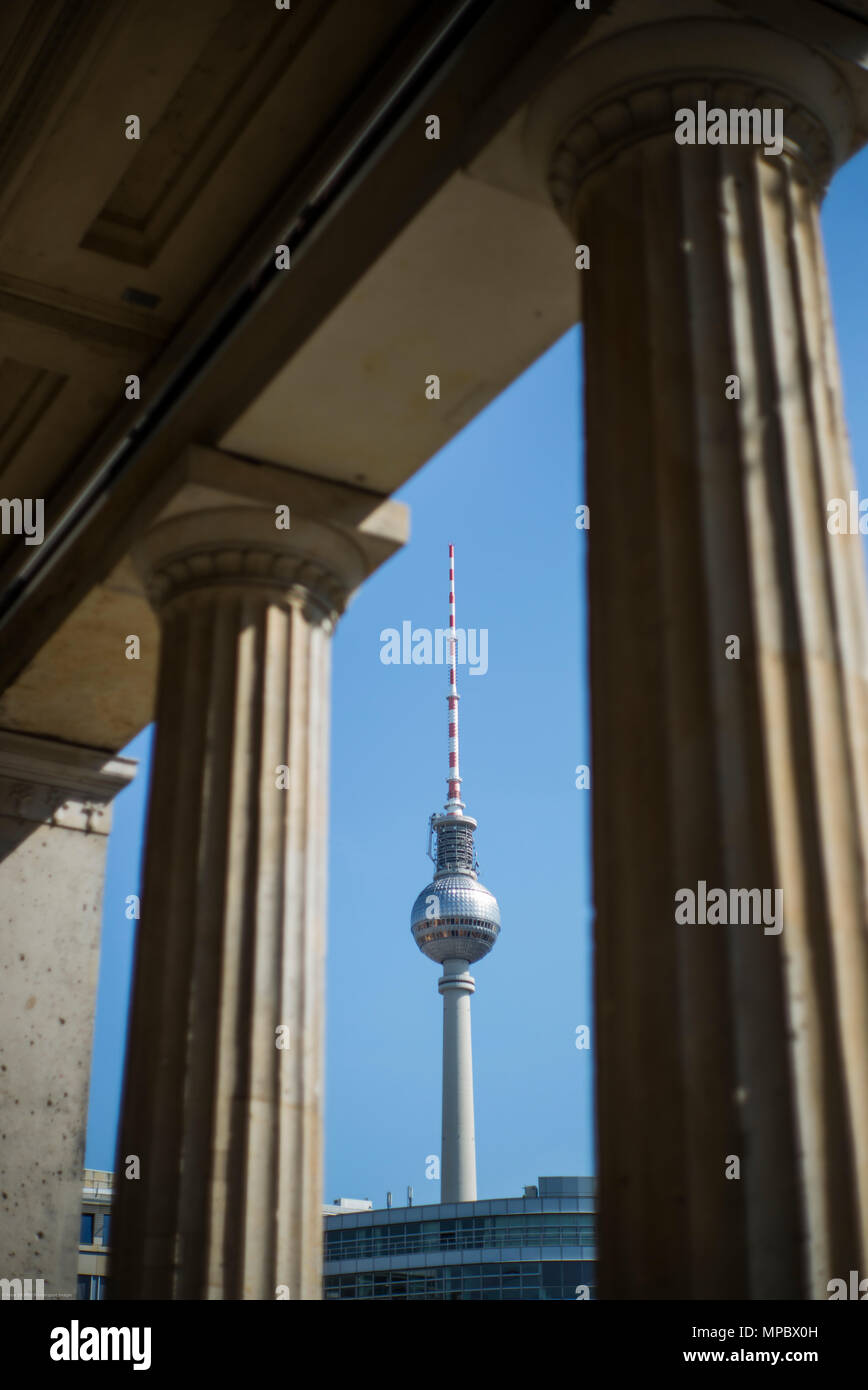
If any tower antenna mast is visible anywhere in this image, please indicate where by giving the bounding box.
[446,542,463,814]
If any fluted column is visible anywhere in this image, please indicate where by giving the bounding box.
[528,19,868,1298]
[439,959,477,1203]
[109,497,403,1300]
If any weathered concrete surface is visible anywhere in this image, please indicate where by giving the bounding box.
[0,732,135,1299]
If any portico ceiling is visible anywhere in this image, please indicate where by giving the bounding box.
[0,0,590,748]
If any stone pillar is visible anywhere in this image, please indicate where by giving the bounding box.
[527,19,868,1298]
[439,959,477,1203]
[0,731,136,1299]
[109,494,404,1300]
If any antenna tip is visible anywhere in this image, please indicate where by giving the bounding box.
[449,543,454,557]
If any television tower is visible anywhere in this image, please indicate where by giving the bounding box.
[410,545,500,1202]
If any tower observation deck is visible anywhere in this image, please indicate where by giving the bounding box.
[409,545,500,1203]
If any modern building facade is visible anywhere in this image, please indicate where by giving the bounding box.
[77,1169,114,1301]
[1,0,868,1300]
[75,1172,594,1300]
[323,1177,596,1300]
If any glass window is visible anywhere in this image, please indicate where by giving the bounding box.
[541,1259,582,1300]
[319,1255,595,1300]
[495,1215,524,1236]
[80,1213,94,1244]
[76,1275,90,1300]
[101,1213,111,1244]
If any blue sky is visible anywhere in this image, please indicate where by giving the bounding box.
[85,144,868,1210]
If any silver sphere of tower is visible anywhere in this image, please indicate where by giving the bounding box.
[411,811,501,965]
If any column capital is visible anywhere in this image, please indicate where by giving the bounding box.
[524,17,864,221]
[133,508,366,626]
[130,444,408,627]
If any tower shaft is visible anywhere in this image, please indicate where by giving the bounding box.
[439,960,477,1203]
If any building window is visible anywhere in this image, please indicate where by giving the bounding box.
[80,1213,94,1244]
[101,1213,111,1245]
[76,1274,106,1300]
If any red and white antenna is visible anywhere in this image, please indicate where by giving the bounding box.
[445,543,464,814]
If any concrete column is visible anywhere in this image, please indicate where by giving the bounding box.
[0,730,135,1299]
[439,959,477,1203]
[109,488,404,1301]
[528,19,868,1298]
